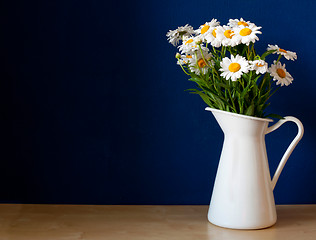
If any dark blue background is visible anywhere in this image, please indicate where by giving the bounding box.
[2,0,316,204]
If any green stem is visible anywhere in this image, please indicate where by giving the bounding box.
[198,45,212,69]
[268,86,281,99]
[228,88,237,112]
[212,46,217,55]
[252,43,256,58]
[221,46,227,58]
[276,54,282,64]
[240,76,245,89]
[259,73,269,91]
[177,59,190,75]
[227,46,233,55]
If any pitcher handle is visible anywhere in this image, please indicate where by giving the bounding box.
[265,116,304,190]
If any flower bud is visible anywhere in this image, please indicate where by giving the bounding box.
[175,53,181,59]
[195,39,202,45]
[194,36,203,45]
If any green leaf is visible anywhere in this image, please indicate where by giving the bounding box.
[265,113,284,119]
[261,50,276,60]
[197,92,212,106]
[188,77,203,84]
[253,74,262,84]
[185,88,200,93]
[240,81,253,98]
[245,104,255,116]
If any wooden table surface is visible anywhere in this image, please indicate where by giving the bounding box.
[0,204,315,240]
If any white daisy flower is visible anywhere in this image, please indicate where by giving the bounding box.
[267,44,297,61]
[195,19,220,41]
[204,27,223,47]
[268,61,293,86]
[166,24,195,46]
[216,26,238,47]
[188,50,213,75]
[178,36,210,55]
[219,54,250,81]
[228,18,252,28]
[177,54,193,65]
[178,36,199,54]
[250,60,268,74]
[234,23,262,45]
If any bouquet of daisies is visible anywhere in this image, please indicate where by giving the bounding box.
[166,18,297,118]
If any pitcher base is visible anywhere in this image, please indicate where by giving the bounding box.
[208,216,277,230]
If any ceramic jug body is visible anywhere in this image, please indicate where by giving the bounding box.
[206,108,304,229]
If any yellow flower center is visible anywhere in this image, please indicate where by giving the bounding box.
[229,63,241,72]
[212,29,217,37]
[198,58,207,68]
[224,30,234,39]
[238,21,249,27]
[256,63,265,67]
[185,39,193,45]
[240,28,252,36]
[279,48,287,53]
[201,25,210,34]
[186,55,192,58]
[276,68,286,78]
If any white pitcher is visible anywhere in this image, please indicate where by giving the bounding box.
[205,107,304,229]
